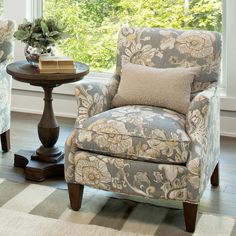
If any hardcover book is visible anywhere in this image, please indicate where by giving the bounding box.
[39,56,76,74]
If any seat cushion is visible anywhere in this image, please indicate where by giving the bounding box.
[76,105,191,164]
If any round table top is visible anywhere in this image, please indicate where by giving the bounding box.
[7,61,89,87]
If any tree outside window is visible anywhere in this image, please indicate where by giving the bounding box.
[44,0,222,72]
[0,1,3,16]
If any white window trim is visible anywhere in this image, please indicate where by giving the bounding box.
[221,0,226,90]
[221,0,236,111]
[5,0,236,110]
[31,0,43,19]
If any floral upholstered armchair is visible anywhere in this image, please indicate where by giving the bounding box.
[0,19,15,152]
[65,27,221,233]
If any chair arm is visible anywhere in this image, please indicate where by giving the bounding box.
[186,82,218,144]
[0,19,15,133]
[0,59,14,133]
[74,74,119,128]
[185,83,220,201]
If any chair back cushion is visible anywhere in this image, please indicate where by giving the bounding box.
[116,27,221,93]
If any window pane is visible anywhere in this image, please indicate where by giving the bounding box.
[43,0,222,72]
[0,0,3,16]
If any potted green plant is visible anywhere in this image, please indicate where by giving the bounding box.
[14,18,64,66]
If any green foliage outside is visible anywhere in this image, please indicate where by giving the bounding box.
[0,1,3,16]
[44,0,222,71]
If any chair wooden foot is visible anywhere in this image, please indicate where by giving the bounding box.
[67,183,84,211]
[183,202,198,233]
[211,163,219,187]
[1,129,10,152]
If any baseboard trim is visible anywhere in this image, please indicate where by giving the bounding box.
[220,132,236,138]
[220,114,236,137]
[11,107,76,119]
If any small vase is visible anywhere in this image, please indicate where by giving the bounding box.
[24,45,55,67]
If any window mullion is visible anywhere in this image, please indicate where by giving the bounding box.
[30,0,43,19]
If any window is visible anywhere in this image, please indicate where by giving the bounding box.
[0,0,3,16]
[43,0,222,72]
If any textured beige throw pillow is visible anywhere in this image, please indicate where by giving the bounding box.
[112,63,200,114]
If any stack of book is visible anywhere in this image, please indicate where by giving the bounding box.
[38,56,76,74]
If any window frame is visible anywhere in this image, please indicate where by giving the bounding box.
[31,0,43,19]
[220,0,236,111]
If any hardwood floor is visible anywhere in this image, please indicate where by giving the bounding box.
[0,112,236,217]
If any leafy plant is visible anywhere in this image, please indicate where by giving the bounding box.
[14,18,65,52]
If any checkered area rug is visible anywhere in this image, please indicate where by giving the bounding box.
[0,178,235,236]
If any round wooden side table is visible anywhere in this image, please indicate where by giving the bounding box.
[7,60,89,181]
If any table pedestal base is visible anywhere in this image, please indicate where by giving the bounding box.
[14,150,64,182]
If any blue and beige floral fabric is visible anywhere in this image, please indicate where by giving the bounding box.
[65,27,221,204]
[65,83,219,202]
[65,147,190,201]
[74,78,119,129]
[186,83,220,201]
[0,19,15,134]
[116,27,221,94]
[76,105,190,164]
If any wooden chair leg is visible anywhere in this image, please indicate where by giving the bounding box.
[211,163,219,187]
[183,202,198,233]
[1,129,10,152]
[67,183,84,211]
